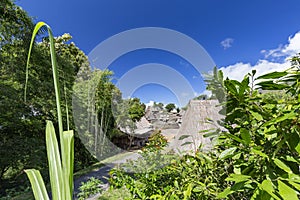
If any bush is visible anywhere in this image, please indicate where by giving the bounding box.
[77,177,103,200]
[108,64,300,199]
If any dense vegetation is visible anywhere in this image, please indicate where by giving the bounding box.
[0,1,145,198]
[1,1,300,199]
[108,62,300,199]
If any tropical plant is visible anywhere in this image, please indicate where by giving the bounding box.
[108,62,300,199]
[24,22,74,200]
[77,177,103,200]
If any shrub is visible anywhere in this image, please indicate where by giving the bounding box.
[77,177,103,200]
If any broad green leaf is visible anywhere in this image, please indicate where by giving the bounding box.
[217,187,233,199]
[240,128,251,145]
[25,169,49,200]
[46,121,64,200]
[285,155,299,163]
[224,80,238,95]
[260,180,274,194]
[263,112,296,127]
[273,158,293,174]
[174,180,179,188]
[219,147,237,160]
[258,180,281,200]
[274,112,296,123]
[250,111,263,121]
[224,132,243,143]
[278,180,299,200]
[256,71,288,80]
[288,173,300,183]
[289,181,300,191]
[183,183,193,200]
[251,148,268,159]
[226,174,251,183]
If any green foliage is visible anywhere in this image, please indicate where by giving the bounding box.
[0,1,95,196]
[24,22,74,200]
[204,66,226,102]
[142,130,168,153]
[73,69,124,159]
[165,103,176,112]
[109,151,227,199]
[108,63,300,199]
[211,66,300,199]
[128,98,146,122]
[77,177,103,200]
[98,186,131,200]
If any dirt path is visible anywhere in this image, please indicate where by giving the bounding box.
[73,151,141,199]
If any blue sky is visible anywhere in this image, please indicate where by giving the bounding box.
[17,0,300,107]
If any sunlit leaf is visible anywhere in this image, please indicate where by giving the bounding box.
[278,180,298,200]
[24,169,49,200]
[219,147,237,160]
[256,71,288,80]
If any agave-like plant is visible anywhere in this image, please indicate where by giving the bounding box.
[24,22,74,200]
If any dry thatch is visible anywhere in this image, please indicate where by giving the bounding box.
[167,100,224,154]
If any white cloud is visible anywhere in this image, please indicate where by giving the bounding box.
[198,90,212,98]
[262,31,300,59]
[219,31,300,82]
[145,100,154,108]
[221,38,234,49]
[220,60,290,82]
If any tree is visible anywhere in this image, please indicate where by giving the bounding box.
[165,103,176,112]
[153,102,164,109]
[128,98,146,122]
[204,66,226,103]
[0,0,96,196]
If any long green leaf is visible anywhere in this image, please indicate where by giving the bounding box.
[256,71,288,80]
[24,169,50,200]
[25,21,65,165]
[225,174,251,183]
[46,121,64,200]
[273,158,293,174]
[240,128,251,145]
[219,147,237,160]
[62,130,74,199]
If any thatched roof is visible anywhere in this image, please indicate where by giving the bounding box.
[167,100,224,154]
